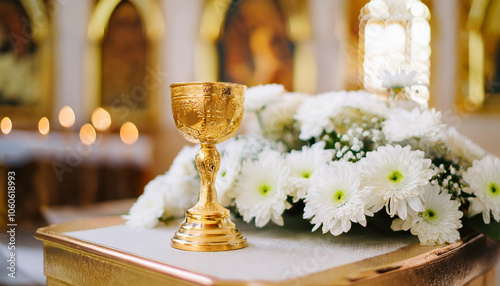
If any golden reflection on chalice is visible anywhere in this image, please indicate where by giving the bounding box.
[170,82,247,251]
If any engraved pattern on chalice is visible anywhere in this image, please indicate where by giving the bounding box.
[170,82,247,251]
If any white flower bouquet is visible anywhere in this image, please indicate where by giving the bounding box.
[124,84,500,245]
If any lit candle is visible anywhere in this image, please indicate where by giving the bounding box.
[1,117,12,135]
[120,122,139,145]
[59,106,76,143]
[79,123,97,145]
[91,107,112,132]
[59,106,75,129]
[38,117,50,136]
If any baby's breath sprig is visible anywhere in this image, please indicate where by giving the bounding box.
[430,157,469,207]
[322,109,385,162]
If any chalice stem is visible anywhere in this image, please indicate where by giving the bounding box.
[191,143,227,214]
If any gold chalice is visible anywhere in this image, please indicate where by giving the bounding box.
[170,82,247,251]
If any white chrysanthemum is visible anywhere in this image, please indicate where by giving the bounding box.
[382,107,444,142]
[123,189,165,228]
[216,139,244,206]
[166,145,200,209]
[304,161,372,235]
[463,155,500,224]
[393,99,423,111]
[244,83,285,112]
[219,134,285,161]
[442,127,486,164]
[341,90,389,117]
[260,92,306,140]
[285,141,333,201]
[360,145,434,219]
[160,174,199,219]
[240,111,260,135]
[216,157,240,206]
[234,149,291,227]
[295,91,388,141]
[217,136,287,205]
[391,184,463,245]
[124,145,201,228]
[381,69,418,90]
[295,92,338,140]
[169,145,199,179]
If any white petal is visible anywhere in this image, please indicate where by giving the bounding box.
[408,196,424,212]
[391,218,405,231]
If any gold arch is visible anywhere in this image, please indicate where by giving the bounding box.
[85,0,165,129]
[196,0,315,93]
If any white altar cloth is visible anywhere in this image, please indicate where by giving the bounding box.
[63,218,417,282]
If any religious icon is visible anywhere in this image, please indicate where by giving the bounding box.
[0,0,38,106]
[218,0,293,90]
[101,0,148,109]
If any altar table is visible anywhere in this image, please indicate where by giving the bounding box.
[35,216,500,285]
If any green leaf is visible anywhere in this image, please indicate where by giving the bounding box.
[465,215,500,241]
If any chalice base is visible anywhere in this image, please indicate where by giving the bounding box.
[171,211,247,252]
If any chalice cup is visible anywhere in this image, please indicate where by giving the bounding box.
[170,82,247,251]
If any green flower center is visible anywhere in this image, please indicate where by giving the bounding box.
[489,183,499,197]
[333,190,347,205]
[388,170,403,183]
[221,171,227,178]
[392,86,404,93]
[420,208,437,222]
[259,184,271,196]
[301,171,312,179]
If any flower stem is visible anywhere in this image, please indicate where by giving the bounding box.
[256,111,265,133]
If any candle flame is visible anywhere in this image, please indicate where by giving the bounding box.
[91,107,112,132]
[79,123,96,145]
[38,117,50,135]
[120,122,139,145]
[1,117,12,134]
[59,106,75,128]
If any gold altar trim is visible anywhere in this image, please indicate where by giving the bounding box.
[35,216,500,285]
[36,217,213,286]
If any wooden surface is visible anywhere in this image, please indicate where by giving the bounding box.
[35,216,500,285]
